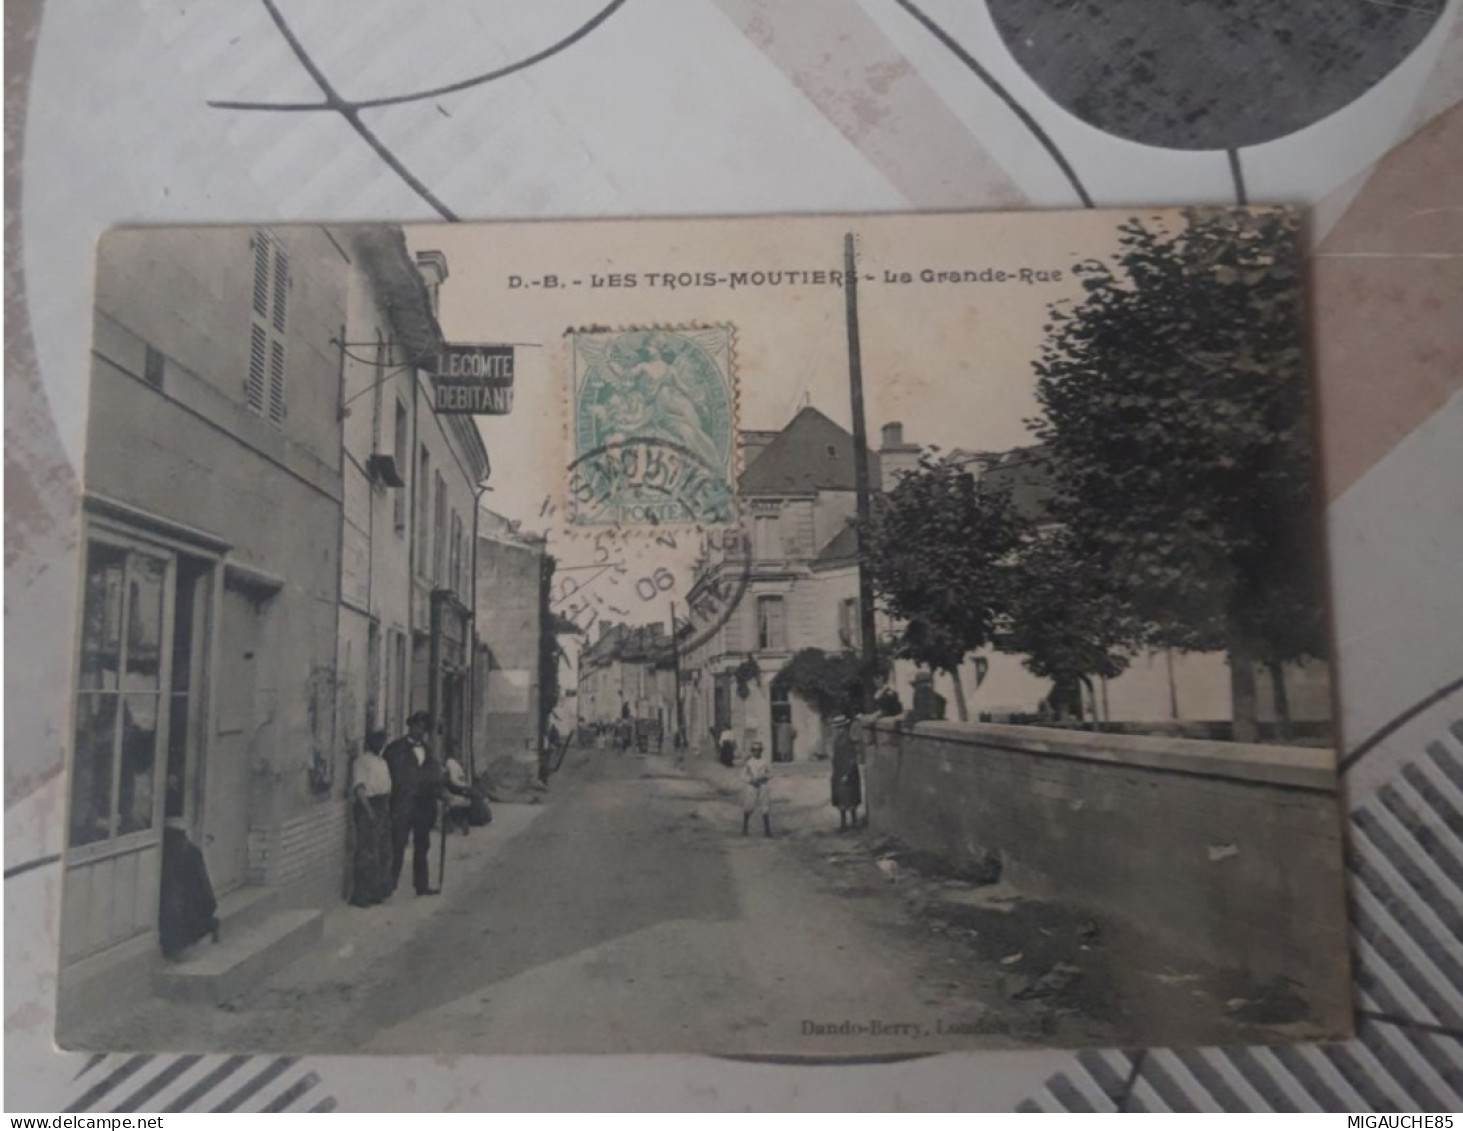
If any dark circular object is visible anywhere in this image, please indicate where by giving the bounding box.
[565,435,753,660]
[986,0,1445,150]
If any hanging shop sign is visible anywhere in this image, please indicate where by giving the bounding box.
[432,343,515,415]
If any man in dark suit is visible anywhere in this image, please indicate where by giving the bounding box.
[383,711,443,896]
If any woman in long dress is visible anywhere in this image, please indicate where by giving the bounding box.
[829,714,863,832]
[741,741,773,838]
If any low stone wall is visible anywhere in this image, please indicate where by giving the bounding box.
[860,719,1351,1014]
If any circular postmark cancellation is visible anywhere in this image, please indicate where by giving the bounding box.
[564,434,752,661]
[567,434,735,528]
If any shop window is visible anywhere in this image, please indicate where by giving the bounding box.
[70,541,168,847]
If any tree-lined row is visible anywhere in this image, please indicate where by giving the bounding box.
[861,208,1328,742]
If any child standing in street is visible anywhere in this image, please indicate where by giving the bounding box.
[741,741,773,838]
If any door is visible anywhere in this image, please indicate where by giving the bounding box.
[770,678,795,763]
[713,673,731,738]
[208,585,263,894]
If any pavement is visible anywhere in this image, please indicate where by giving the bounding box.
[74,746,1325,1057]
[74,747,1097,1057]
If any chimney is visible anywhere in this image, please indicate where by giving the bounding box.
[415,249,449,315]
[879,420,921,486]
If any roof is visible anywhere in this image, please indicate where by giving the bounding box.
[349,225,491,482]
[979,444,1054,523]
[811,522,860,570]
[739,407,881,495]
[349,224,444,365]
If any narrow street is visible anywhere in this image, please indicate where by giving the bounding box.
[80,747,1102,1058]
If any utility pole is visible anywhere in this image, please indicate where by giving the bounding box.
[844,232,879,714]
[669,601,686,749]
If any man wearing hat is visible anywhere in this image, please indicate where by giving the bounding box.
[384,711,444,895]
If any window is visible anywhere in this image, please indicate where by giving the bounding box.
[417,447,431,572]
[394,401,409,535]
[366,621,381,731]
[71,541,169,847]
[247,231,288,426]
[448,511,462,595]
[838,598,860,650]
[433,472,447,583]
[753,514,778,561]
[386,628,406,737]
[756,595,787,652]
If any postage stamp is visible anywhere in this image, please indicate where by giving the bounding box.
[568,325,737,528]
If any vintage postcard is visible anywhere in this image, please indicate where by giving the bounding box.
[57,209,1348,1057]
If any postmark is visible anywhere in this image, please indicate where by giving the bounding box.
[568,325,737,528]
[558,434,752,658]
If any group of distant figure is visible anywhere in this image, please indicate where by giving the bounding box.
[583,710,686,755]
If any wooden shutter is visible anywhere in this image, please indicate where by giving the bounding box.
[268,340,286,424]
[248,231,288,425]
[247,323,268,414]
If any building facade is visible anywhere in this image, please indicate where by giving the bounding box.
[682,407,882,762]
[577,622,678,741]
[474,509,549,770]
[61,224,492,1028]
[64,226,350,1020]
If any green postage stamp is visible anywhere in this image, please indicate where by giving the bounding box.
[568,325,738,528]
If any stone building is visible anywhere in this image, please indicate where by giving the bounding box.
[681,407,882,762]
[577,622,678,740]
[473,508,550,770]
[59,224,491,1032]
[63,226,351,1025]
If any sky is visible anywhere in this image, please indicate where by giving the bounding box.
[403,210,1131,636]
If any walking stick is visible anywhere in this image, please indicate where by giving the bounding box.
[435,792,447,894]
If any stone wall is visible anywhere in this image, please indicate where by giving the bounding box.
[860,719,1351,1016]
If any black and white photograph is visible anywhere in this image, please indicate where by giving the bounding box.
[56,207,1349,1057]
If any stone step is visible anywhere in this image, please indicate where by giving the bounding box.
[154,909,322,1005]
[214,883,276,932]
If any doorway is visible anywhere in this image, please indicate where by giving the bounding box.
[770,677,795,762]
[209,582,267,894]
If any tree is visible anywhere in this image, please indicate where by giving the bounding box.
[860,454,1024,721]
[1030,207,1326,741]
[998,525,1141,724]
[775,648,868,722]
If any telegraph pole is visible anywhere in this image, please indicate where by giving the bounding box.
[669,601,686,748]
[844,232,879,713]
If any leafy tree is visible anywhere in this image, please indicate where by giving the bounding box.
[860,454,1024,721]
[997,524,1141,723]
[1030,207,1326,741]
[774,648,867,722]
